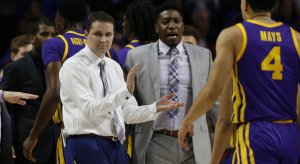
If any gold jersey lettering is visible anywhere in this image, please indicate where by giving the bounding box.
[260,31,282,42]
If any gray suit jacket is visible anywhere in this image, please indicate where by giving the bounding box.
[125,41,217,164]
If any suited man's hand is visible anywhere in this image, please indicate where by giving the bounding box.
[156,93,185,112]
[126,64,139,94]
[3,91,39,105]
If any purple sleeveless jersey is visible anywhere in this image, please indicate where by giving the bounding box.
[231,20,300,124]
[42,30,86,67]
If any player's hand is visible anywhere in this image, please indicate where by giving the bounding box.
[178,122,193,151]
[127,64,138,94]
[23,134,38,162]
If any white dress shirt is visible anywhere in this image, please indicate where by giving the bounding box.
[60,46,158,137]
[154,40,193,130]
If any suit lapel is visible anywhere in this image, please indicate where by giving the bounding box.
[147,42,160,100]
[184,43,202,99]
[24,55,44,94]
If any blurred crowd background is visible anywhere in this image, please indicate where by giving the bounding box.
[0,0,300,69]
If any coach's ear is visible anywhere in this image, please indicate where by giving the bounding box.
[155,24,158,34]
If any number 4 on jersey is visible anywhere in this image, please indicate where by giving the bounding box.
[261,46,283,80]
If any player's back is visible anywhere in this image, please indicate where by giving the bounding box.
[232,20,300,124]
[57,30,87,62]
[41,30,86,124]
[42,30,86,67]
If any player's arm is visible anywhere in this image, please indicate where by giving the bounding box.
[179,26,241,149]
[210,77,234,164]
[23,61,62,162]
[30,62,61,138]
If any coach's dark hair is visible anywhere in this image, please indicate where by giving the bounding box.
[155,2,183,22]
[125,1,157,42]
[57,0,87,23]
[85,11,115,32]
[246,0,279,12]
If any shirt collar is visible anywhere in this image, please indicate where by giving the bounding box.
[158,39,185,56]
[83,46,106,66]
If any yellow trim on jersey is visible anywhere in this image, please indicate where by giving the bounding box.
[272,119,293,123]
[235,129,241,164]
[238,124,248,163]
[239,81,246,122]
[247,20,283,28]
[231,70,240,123]
[229,125,237,148]
[66,30,86,36]
[290,28,300,57]
[56,134,65,164]
[127,135,132,158]
[236,24,247,62]
[131,39,139,43]
[57,35,69,62]
[234,123,255,164]
[53,104,63,124]
[245,123,255,164]
[125,44,135,49]
[231,63,247,123]
[232,150,237,164]
[106,50,112,58]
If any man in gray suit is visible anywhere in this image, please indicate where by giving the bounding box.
[125,2,218,164]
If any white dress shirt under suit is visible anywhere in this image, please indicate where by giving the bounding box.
[154,40,193,131]
[59,46,158,138]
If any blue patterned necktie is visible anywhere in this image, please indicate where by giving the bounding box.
[167,48,180,118]
[99,60,125,143]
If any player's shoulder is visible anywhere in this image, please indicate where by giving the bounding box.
[43,36,64,48]
[222,25,242,39]
[217,25,243,46]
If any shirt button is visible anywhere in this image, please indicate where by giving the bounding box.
[126,96,129,100]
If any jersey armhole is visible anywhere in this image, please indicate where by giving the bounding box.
[125,44,135,49]
[57,35,69,62]
[290,27,300,57]
[235,23,247,62]
[106,50,112,58]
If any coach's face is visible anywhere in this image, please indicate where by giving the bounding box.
[85,21,114,58]
[156,9,184,47]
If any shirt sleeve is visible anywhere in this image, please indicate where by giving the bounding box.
[122,97,158,124]
[59,61,132,117]
[42,37,64,68]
